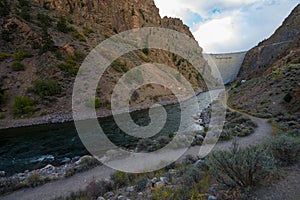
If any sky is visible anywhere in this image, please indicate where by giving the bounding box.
[154,0,299,53]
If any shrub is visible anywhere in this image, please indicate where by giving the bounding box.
[1,29,12,42]
[111,60,129,73]
[83,26,94,36]
[0,92,8,104]
[85,98,101,108]
[0,113,5,119]
[267,134,300,166]
[11,61,25,71]
[13,50,32,61]
[142,48,149,55]
[0,0,10,17]
[110,171,129,189]
[31,80,61,97]
[37,13,51,27]
[0,52,10,61]
[17,0,31,21]
[77,156,100,171]
[12,96,36,117]
[86,180,113,197]
[40,28,55,53]
[71,29,86,42]
[56,16,69,33]
[26,174,43,187]
[59,53,84,75]
[135,177,148,192]
[283,93,293,103]
[207,145,277,188]
[182,166,205,186]
[59,62,79,76]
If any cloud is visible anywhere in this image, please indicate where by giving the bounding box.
[154,0,299,53]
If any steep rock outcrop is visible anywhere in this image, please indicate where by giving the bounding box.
[0,0,210,126]
[238,4,300,80]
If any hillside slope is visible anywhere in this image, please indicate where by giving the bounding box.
[0,0,210,127]
[229,4,300,118]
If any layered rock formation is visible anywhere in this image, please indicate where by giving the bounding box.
[0,0,210,126]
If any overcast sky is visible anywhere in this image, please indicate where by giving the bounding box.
[154,0,299,53]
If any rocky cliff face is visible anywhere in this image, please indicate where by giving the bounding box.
[229,4,300,116]
[238,4,300,80]
[0,0,210,127]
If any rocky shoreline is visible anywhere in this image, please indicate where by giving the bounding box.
[0,155,100,195]
[0,90,204,130]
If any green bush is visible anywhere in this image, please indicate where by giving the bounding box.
[56,16,69,33]
[1,29,12,42]
[111,60,129,73]
[0,0,10,17]
[11,61,25,71]
[135,177,148,192]
[13,50,32,61]
[26,174,43,187]
[268,134,300,166]
[283,93,293,103]
[31,80,61,97]
[83,26,94,36]
[0,52,11,61]
[71,28,86,42]
[37,13,51,27]
[0,91,8,105]
[12,96,36,117]
[77,156,100,171]
[17,0,31,21]
[207,145,277,188]
[59,53,84,75]
[0,113,5,119]
[85,98,101,108]
[40,28,55,53]
[110,171,129,189]
[182,166,205,186]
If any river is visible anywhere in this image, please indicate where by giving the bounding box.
[0,90,220,175]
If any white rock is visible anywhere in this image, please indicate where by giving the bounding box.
[208,195,217,200]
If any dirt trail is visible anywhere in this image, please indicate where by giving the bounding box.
[0,109,273,200]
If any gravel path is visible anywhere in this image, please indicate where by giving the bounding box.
[253,164,300,200]
[0,109,275,200]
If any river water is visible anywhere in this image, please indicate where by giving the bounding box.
[0,90,220,175]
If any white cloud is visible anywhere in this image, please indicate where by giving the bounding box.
[154,0,299,53]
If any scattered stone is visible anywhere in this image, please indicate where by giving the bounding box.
[106,192,115,199]
[42,164,55,171]
[208,195,217,200]
[193,159,203,166]
[154,181,165,188]
[117,195,126,200]
[159,177,169,184]
[0,171,6,177]
[61,157,71,164]
[97,197,105,200]
[138,192,143,196]
[168,169,177,175]
[71,156,80,163]
[126,186,134,192]
[151,177,157,183]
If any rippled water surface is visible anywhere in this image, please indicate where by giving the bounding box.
[0,91,220,174]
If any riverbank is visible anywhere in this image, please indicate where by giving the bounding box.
[0,90,206,130]
[0,108,276,200]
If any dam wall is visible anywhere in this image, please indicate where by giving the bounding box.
[203,52,247,84]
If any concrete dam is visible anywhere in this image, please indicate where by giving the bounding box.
[203,52,247,84]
